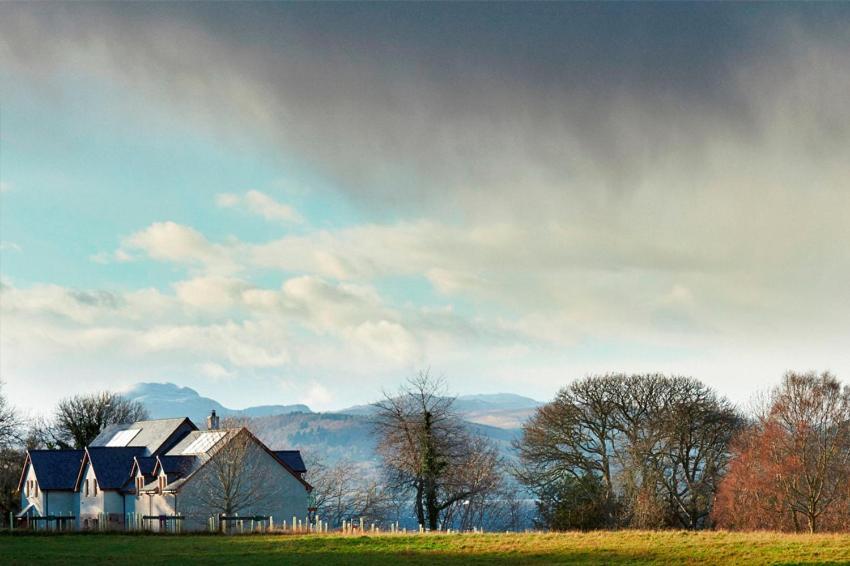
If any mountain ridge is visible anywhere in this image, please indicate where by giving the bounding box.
[124,382,542,464]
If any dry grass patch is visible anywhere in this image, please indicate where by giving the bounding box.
[4,530,850,564]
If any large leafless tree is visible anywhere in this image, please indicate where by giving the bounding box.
[373,372,502,531]
[516,373,739,530]
[31,391,148,449]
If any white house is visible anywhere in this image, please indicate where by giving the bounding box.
[138,427,312,531]
[17,450,85,524]
[19,411,311,531]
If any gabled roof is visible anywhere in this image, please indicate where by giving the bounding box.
[158,428,312,494]
[18,450,84,492]
[274,450,306,474]
[132,456,157,477]
[79,447,146,490]
[156,455,198,478]
[90,418,197,456]
[164,430,230,456]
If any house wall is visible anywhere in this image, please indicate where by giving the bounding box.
[124,493,136,515]
[176,440,309,531]
[19,464,45,516]
[103,490,125,515]
[136,480,177,532]
[44,491,77,518]
[78,463,103,528]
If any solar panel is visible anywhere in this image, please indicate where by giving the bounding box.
[181,432,226,454]
[105,428,141,447]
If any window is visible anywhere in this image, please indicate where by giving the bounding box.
[34,482,38,497]
[93,479,98,496]
[159,476,166,492]
[25,480,30,497]
[85,479,89,496]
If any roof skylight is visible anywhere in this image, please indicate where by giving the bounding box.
[181,432,226,455]
[105,428,141,447]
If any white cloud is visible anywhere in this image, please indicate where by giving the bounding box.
[173,276,248,310]
[90,249,134,264]
[0,241,22,253]
[198,362,234,380]
[299,381,334,412]
[215,193,240,208]
[351,320,421,366]
[123,221,238,274]
[215,190,302,224]
[245,190,302,223]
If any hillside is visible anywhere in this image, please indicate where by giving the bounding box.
[125,382,539,465]
[337,392,542,429]
[123,382,312,424]
[247,411,520,466]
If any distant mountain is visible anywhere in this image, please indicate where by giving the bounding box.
[126,383,540,466]
[124,382,311,424]
[336,392,542,430]
[249,411,520,467]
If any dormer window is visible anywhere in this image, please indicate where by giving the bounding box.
[34,482,39,498]
[93,479,98,496]
[158,475,166,492]
[84,479,89,496]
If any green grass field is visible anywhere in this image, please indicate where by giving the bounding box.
[4,531,850,564]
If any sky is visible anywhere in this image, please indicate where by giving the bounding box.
[1,3,849,415]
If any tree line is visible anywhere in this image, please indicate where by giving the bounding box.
[3,370,850,533]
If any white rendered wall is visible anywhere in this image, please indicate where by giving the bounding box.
[176,441,309,531]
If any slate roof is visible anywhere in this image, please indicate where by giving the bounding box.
[85,447,146,490]
[164,429,234,456]
[274,450,307,474]
[26,450,85,490]
[90,418,197,456]
[158,455,198,478]
[134,456,157,477]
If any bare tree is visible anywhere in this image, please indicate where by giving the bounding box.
[656,378,741,529]
[373,371,502,530]
[0,382,22,449]
[516,374,739,530]
[514,375,619,528]
[307,457,365,527]
[715,371,850,532]
[31,391,148,449]
[192,429,272,529]
[0,383,24,520]
[440,435,504,530]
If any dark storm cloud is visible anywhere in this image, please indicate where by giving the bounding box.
[2,2,848,212]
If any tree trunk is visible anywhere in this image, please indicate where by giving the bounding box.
[426,477,439,530]
[414,478,425,528]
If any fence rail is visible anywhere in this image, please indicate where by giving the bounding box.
[5,509,487,536]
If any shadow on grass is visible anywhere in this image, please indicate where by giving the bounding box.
[0,533,659,565]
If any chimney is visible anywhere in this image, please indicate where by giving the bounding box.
[207,409,220,430]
